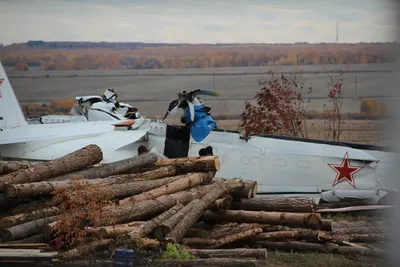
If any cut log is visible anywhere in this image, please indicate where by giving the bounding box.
[164,180,244,244]
[153,259,265,267]
[154,156,220,171]
[118,172,214,205]
[154,200,201,241]
[332,220,390,235]
[215,179,258,199]
[5,178,114,199]
[10,198,56,215]
[209,195,233,211]
[321,219,333,231]
[0,207,59,229]
[255,229,321,242]
[203,210,322,230]
[110,175,191,200]
[49,152,159,181]
[5,234,46,244]
[255,240,384,258]
[348,233,388,243]
[186,248,267,259]
[230,196,316,213]
[1,216,57,242]
[211,227,263,248]
[85,222,146,238]
[0,145,103,192]
[123,203,184,239]
[0,160,42,175]
[59,239,115,259]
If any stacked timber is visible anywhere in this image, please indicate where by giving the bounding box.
[0,145,390,266]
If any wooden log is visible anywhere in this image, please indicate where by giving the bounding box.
[124,203,184,239]
[54,180,239,228]
[5,234,46,244]
[49,152,159,181]
[154,200,202,241]
[0,145,103,192]
[153,258,264,267]
[348,233,388,243]
[0,207,59,229]
[118,172,214,205]
[186,248,267,259]
[0,249,58,260]
[203,210,323,230]
[0,160,41,175]
[10,198,56,215]
[154,156,220,171]
[321,219,333,231]
[211,227,263,248]
[215,178,258,199]
[332,220,390,235]
[84,222,146,238]
[59,239,114,259]
[209,195,232,211]
[0,243,49,248]
[255,240,384,258]
[230,196,316,213]
[164,180,244,244]
[1,216,57,242]
[255,229,321,242]
[5,178,113,199]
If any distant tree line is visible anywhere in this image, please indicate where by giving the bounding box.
[1,41,396,71]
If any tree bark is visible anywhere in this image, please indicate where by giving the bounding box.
[203,210,323,230]
[0,207,59,229]
[332,220,390,235]
[211,227,263,248]
[154,200,202,241]
[84,222,146,238]
[164,181,244,244]
[215,178,258,199]
[49,152,159,181]
[5,178,112,199]
[1,216,57,242]
[122,203,184,240]
[255,229,322,242]
[0,145,103,192]
[118,172,214,205]
[5,234,46,244]
[186,248,267,259]
[10,198,56,215]
[255,240,384,258]
[153,258,265,267]
[154,156,220,171]
[0,160,42,175]
[59,239,115,259]
[230,196,316,213]
[209,196,232,211]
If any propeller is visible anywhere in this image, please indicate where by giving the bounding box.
[161,89,219,121]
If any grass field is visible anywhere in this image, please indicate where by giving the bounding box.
[6,64,399,116]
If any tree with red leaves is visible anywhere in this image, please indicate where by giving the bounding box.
[323,73,345,141]
[239,71,312,139]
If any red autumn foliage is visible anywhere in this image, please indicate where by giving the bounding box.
[51,177,115,251]
[323,73,345,141]
[239,72,312,139]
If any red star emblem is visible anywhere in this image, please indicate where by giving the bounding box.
[0,78,3,99]
[328,152,364,188]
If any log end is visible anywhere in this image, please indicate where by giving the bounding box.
[214,157,221,171]
[0,230,13,242]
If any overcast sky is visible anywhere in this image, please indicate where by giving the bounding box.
[0,0,398,44]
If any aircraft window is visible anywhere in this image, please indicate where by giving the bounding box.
[297,161,311,168]
[241,157,250,165]
[273,159,287,167]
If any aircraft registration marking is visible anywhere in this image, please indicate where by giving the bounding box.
[328,152,364,188]
[0,78,4,99]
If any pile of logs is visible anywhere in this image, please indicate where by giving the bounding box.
[0,144,390,266]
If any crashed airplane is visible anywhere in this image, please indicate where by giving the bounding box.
[0,61,397,205]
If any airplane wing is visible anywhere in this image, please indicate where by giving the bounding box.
[0,121,138,145]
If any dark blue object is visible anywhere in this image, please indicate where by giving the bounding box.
[114,248,134,267]
[185,105,216,142]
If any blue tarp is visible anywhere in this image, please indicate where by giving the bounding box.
[185,105,216,142]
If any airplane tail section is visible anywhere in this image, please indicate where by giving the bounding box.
[0,61,27,130]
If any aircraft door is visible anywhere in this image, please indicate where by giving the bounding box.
[163,125,191,158]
